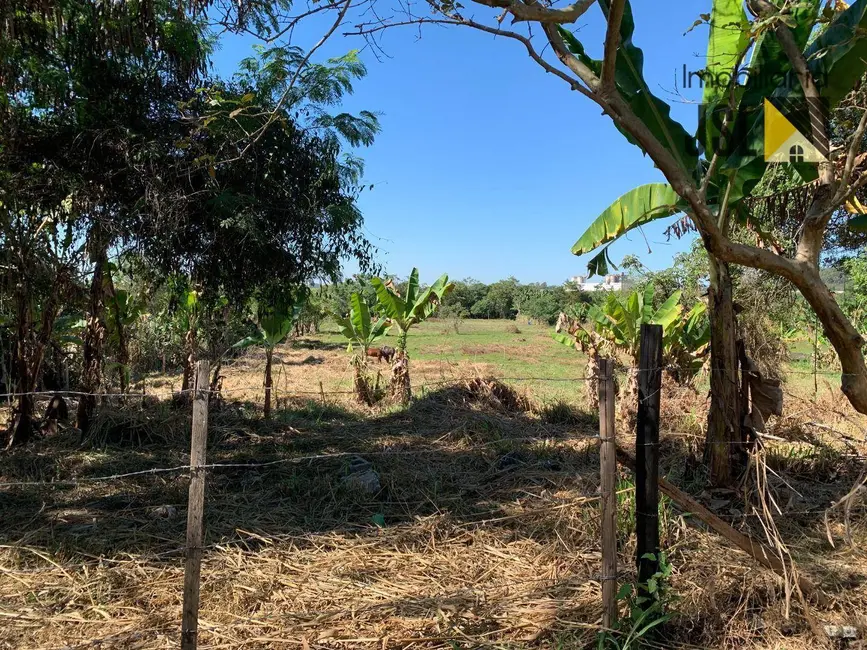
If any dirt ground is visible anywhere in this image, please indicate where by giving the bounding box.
[1,320,866,649]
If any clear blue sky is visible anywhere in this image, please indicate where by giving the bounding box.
[210,2,712,284]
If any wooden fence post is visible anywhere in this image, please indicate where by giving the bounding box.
[597,357,617,630]
[636,324,662,594]
[182,360,209,650]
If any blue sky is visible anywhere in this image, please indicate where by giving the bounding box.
[210,2,713,284]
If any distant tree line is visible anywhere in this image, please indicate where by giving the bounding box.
[315,275,595,325]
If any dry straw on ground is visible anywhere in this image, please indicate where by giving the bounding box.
[1,338,866,649]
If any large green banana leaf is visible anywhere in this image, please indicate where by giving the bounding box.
[651,290,684,333]
[259,302,303,348]
[333,292,391,351]
[349,293,371,342]
[804,0,867,108]
[373,269,454,329]
[725,0,855,192]
[572,183,684,274]
[598,0,700,176]
[703,0,750,106]
[698,0,750,156]
[404,268,420,309]
[558,0,700,178]
[371,277,409,327]
[411,273,454,321]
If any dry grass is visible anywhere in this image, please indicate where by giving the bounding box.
[1,328,867,649]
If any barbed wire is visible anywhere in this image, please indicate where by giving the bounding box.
[0,433,599,489]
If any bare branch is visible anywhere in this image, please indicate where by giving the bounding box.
[541,23,601,92]
[346,15,596,99]
[471,0,597,24]
[839,108,867,193]
[600,0,625,92]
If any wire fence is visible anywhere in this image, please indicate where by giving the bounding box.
[1,355,866,649]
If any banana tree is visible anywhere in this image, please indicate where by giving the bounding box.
[232,297,303,418]
[555,286,709,420]
[563,0,867,485]
[106,287,145,393]
[371,268,454,404]
[333,292,392,404]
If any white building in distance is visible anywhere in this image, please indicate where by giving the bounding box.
[567,274,625,292]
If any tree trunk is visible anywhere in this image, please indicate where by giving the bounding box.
[586,351,600,411]
[181,325,197,394]
[264,347,273,418]
[391,330,411,405]
[9,285,35,447]
[7,267,66,447]
[76,230,109,434]
[106,274,129,393]
[705,255,743,487]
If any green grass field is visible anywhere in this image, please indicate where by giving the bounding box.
[316,317,589,403]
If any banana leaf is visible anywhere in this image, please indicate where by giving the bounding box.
[804,0,867,108]
[698,0,750,155]
[651,289,684,332]
[412,273,454,321]
[597,0,701,177]
[372,277,409,326]
[404,268,420,310]
[572,183,685,273]
[349,293,371,341]
[559,0,700,178]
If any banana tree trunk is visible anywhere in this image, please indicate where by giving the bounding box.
[9,285,35,447]
[107,274,129,393]
[705,255,743,487]
[264,347,273,418]
[391,329,411,405]
[8,269,66,446]
[76,229,109,434]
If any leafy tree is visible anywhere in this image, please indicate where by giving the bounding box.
[439,278,488,318]
[1,0,382,440]
[372,269,454,404]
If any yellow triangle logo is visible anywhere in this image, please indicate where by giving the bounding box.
[764,99,796,156]
[763,98,827,163]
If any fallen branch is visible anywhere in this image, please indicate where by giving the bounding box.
[615,447,828,606]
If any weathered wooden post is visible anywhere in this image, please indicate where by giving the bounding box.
[182,360,209,650]
[598,357,617,629]
[636,324,662,595]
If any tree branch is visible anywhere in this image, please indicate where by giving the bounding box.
[347,15,596,99]
[471,0,597,24]
[600,0,625,92]
[541,22,601,92]
[839,108,867,193]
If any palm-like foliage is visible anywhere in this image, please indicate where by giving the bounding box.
[371,269,455,349]
[333,293,391,356]
[371,268,454,403]
[571,0,867,269]
[554,287,710,378]
[333,293,391,404]
[233,297,304,417]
